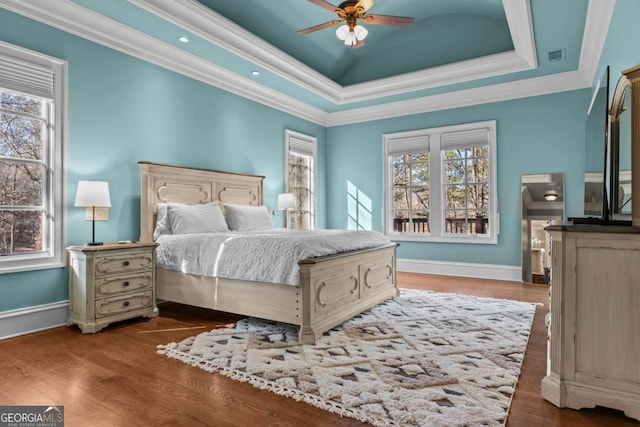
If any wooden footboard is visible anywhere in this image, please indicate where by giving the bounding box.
[155,243,398,344]
[298,243,398,344]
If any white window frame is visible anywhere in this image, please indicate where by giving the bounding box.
[284,129,317,230]
[383,120,498,244]
[0,41,67,273]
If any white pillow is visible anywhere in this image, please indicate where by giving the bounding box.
[224,204,274,231]
[168,201,229,235]
[153,203,172,240]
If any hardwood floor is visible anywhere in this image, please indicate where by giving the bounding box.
[1,272,638,426]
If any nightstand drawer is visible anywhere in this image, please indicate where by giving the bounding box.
[95,251,153,276]
[95,272,153,297]
[95,291,153,319]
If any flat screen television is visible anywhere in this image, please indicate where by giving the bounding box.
[576,66,610,223]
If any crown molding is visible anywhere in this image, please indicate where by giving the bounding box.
[0,0,328,125]
[579,0,616,85]
[127,0,344,102]
[502,0,537,68]
[325,70,591,126]
[127,0,537,104]
[0,0,613,127]
[326,0,614,126]
[340,51,531,103]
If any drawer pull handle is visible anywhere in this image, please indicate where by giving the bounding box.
[123,281,130,287]
[123,261,130,266]
[123,301,130,307]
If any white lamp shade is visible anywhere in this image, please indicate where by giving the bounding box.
[277,193,296,210]
[74,181,111,207]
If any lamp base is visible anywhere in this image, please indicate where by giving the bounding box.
[85,242,104,246]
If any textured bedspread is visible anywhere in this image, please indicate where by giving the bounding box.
[155,229,391,286]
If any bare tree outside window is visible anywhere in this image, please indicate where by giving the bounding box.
[288,152,313,229]
[443,146,490,235]
[385,121,496,242]
[391,153,430,233]
[0,91,47,256]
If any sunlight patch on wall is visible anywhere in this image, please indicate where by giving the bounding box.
[347,181,372,230]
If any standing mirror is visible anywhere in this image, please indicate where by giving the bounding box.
[521,173,564,284]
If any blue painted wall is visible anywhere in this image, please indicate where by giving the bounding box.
[1,0,640,313]
[326,89,591,266]
[594,0,640,89]
[0,8,326,311]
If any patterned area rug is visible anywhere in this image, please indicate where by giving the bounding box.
[158,289,536,426]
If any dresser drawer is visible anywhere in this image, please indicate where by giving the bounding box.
[95,291,153,319]
[95,251,153,276]
[95,272,153,297]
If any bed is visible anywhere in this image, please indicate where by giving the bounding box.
[138,161,398,344]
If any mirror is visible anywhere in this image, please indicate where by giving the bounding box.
[610,76,632,218]
[521,173,564,284]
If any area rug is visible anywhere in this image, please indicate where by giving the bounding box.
[157,289,536,426]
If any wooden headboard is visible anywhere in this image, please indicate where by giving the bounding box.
[138,161,265,242]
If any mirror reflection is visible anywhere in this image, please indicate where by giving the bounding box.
[521,173,564,284]
[611,82,632,216]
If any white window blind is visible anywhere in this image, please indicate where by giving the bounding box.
[0,55,55,100]
[441,127,490,150]
[288,136,315,157]
[387,135,429,155]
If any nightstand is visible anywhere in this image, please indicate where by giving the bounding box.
[67,242,159,333]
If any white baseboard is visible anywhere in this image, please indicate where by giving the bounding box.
[397,258,522,282]
[0,260,520,340]
[0,301,69,340]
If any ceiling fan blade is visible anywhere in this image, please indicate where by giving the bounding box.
[297,20,342,35]
[307,0,341,14]
[352,39,365,49]
[364,14,415,26]
[355,0,375,13]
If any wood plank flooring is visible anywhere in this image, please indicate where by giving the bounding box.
[1,272,638,426]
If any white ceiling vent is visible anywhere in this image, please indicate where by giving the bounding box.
[547,49,565,62]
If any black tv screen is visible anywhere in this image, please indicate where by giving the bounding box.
[583,66,609,219]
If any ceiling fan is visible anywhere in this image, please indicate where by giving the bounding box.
[297,0,415,48]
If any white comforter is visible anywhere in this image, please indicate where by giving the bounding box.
[155,229,391,286]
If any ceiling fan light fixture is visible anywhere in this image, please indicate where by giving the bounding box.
[354,24,368,41]
[335,24,349,41]
[336,23,367,46]
[343,31,357,45]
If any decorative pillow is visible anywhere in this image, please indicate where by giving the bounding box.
[153,203,172,240]
[167,201,229,235]
[224,204,274,232]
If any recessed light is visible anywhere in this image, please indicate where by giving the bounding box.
[178,36,189,43]
[251,71,260,76]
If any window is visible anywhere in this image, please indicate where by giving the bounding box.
[285,129,317,230]
[0,41,66,273]
[384,121,497,243]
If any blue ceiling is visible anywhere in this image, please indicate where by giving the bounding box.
[4,0,598,120]
[196,0,513,85]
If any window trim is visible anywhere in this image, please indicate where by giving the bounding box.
[284,129,317,230]
[0,41,67,273]
[383,120,498,244]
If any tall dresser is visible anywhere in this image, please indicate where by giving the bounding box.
[67,242,159,333]
[542,225,640,421]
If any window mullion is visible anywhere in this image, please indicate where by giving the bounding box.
[430,134,442,237]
